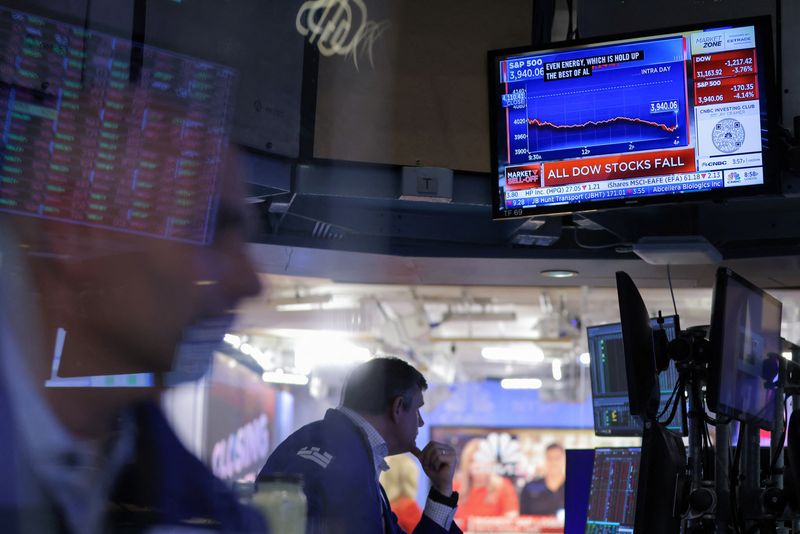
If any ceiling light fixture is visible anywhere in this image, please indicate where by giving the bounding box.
[226,338,272,371]
[271,294,333,310]
[262,370,309,386]
[275,302,329,312]
[444,311,517,322]
[552,359,562,381]
[482,345,544,363]
[294,335,372,374]
[223,333,242,349]
[540,269,578,279]
[500,378,543,390]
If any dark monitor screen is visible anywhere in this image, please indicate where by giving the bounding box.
[585,447,641,534]
[634,423,685,534]
[488,16,775,219]
[616,270,668,420]
[708,267,782,430]
[588,316,682,436]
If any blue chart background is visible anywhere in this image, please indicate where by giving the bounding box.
[505,38,689,165]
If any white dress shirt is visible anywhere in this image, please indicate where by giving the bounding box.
[338,406,456,531]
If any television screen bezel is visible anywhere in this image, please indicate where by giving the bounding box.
[487,15,778,219]
[707,266,782,430]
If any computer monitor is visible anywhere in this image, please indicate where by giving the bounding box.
[616,271,661,420]
[588,315,683,436]
[707,267,782,430]
[585,447,641,534]
[488,16,776,219]
[634,423,686,533]
[564,449,595,534]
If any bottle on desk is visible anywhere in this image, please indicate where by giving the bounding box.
[252,473,307,534]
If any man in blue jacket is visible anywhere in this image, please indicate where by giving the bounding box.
[260,357,463,534]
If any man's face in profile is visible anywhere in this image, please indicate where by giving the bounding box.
[0,6,262,382]
[64,157,262,379]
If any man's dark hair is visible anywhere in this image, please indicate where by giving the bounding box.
[546,442,565,453]
[341,357,427,415]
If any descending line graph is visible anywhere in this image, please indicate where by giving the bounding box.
[521,65,687,159]
[503,36,690,164]
[528,116,679,133]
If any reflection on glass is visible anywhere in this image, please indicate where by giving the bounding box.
[0,4,266,533]
[0,4,236,243]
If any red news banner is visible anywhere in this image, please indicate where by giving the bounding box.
[693,48,759,106]
[546,148,695,187]
[694,75,759,106]
[505,164,543,191]
[505,148,696,190]
[466,516,564,533]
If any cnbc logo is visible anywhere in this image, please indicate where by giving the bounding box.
[474,432,523,476]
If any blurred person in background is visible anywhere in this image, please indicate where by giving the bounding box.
[519,443,566,516]
[260,357,463,534]
[453,438,519,526]
[381,453,424,532]
[0,5,268,531]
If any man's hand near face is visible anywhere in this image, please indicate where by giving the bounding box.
[412,442,457,497]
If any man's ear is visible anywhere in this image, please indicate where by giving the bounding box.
[390,396,405,423]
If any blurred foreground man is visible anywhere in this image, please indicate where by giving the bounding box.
[260,357,463,534]
[0,5,268,525]
[0,150,268,533]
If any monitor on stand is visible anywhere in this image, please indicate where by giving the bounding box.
[708,267,782,430]
[588,316,684,436]
[616,271,686,534]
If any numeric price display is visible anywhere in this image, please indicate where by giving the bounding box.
[694,75,759,106]
[692,48,758,81]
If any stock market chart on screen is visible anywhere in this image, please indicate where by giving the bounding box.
[0,5,236,243]
[585,447,641,534]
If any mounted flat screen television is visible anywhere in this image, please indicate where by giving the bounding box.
[488,16,776,219]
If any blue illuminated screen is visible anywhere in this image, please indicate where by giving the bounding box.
[491,21,769,217]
